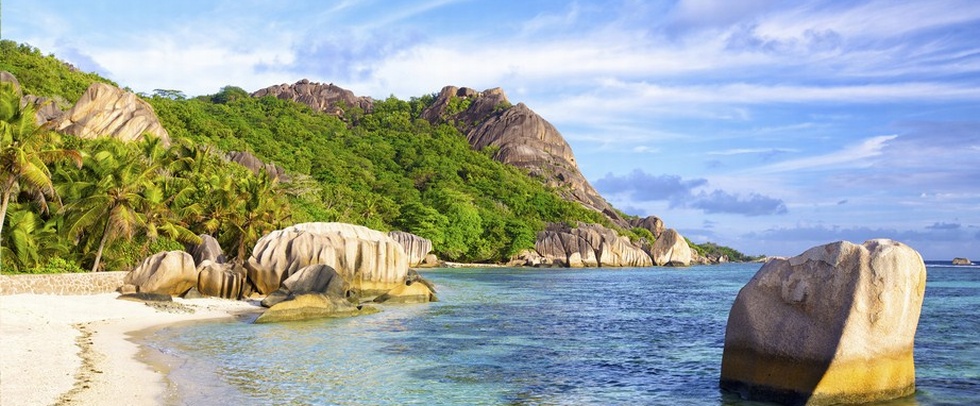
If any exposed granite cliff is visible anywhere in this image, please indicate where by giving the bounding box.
[52,82,171,144]
[2,71,169,144]
[251,79,374,116]
[422,86,626,227]
[226,151,289,181]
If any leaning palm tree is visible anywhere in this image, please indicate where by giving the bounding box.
[0,82,81,248]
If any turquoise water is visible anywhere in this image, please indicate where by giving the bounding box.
[147,263,979,405]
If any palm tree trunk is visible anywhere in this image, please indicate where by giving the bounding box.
[0,187,11,270]
[91,219,112,272]
[0,186,11,242]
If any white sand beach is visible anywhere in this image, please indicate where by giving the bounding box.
[0,293,260,405]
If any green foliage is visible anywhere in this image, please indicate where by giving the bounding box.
[210,86,249,104]
[0,41,631,271]
[0,40,115,104]
[146,87,604,262]
[628,227,655,243]
[444,96,472,116]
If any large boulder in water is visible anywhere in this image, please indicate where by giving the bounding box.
[246,222,409,296]
[388,231,432,267]
[534,222,652,268]
[720,239,927,405]
[51,82,170,144]
[649,229,692,267]
[124,251,198,296]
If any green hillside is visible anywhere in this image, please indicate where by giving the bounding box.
[0,40,607,273]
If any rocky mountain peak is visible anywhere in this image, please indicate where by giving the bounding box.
[251,79,374,116]
[422,85,625,227]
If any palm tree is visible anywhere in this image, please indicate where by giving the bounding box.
[62,140,157,271]
[0,82,81,249]
[0,203,72,271]
[224,171,291,263]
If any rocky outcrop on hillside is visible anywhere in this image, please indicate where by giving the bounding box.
[227,151,289,181]
[2,71,65,125]
[51,82,170,144]
[0,71,21,94]
[252,79,373,116]
[421,86,625,227]
[531,222,652,268]
[721,239,926,404]
[630,216,665,239]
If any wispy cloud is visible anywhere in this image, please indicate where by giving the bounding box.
[707,148,798,156]
[748,134,898,174]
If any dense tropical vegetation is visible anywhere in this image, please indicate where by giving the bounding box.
[1,40,754,274]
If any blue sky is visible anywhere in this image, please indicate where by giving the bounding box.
[5,0,980,259]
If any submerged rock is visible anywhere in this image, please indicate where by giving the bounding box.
[373,281,438,304]
[254,293,379,324]
[720,239,927,405]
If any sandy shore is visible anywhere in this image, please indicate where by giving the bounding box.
[0,293,261,405]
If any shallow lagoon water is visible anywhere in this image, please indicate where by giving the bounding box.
[147,263,979,405]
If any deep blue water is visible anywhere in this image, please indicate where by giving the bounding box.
[147,263,979,405]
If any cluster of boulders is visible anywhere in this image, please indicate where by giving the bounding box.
[507,220,699,268]
[120,223,438,323]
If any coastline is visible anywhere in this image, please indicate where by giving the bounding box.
[0,293,261,405]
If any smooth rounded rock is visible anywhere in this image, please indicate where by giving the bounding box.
[124,251,198,296]
[720,239,927,405]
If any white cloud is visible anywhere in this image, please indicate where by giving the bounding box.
[707,148,798,156]
[748,134,898,174]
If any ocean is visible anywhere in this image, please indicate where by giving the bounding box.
[146,262,979,405]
